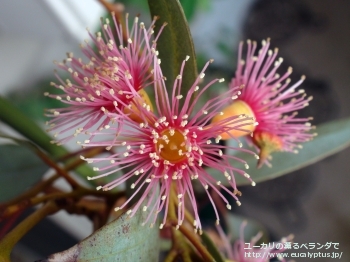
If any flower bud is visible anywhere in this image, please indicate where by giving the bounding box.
[252,130,283,168]
[124,89,153,123]
[212,100,256,139]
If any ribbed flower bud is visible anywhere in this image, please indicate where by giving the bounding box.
[123,89,153,123]
[211,100,256,139]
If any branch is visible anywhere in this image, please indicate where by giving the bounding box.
[0,201,60,261]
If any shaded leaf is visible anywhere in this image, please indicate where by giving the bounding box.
[148,0,198,93]
[179,0,197,21]
[200,231,225,262]
[0,96,96,181]
[208,117,350,186]
[197,0,211,10]
[0,96,66,157]
[7,78,61,121]
[42,207,159,262]
[0,144,48,202]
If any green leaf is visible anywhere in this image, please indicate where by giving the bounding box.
[200,231,225,262]
[0,96,65,157]
[208,117,350,186]
[179,0,197,21]
[148,0,198,93]
[7,78,61,121]
[0,96,96,181]
[0,144,48,202]
[44,207,159,261]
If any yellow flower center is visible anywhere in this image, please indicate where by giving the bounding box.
[157,129,187,163]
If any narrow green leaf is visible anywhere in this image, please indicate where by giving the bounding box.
[43,205,159,261]
[0,96,96,181]
[208,117,350,186]
[0,144,48,202]
[148,0,198,92]
[200,231,225,262]
[0,96,65,157]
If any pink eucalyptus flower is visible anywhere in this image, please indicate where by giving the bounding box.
[45,14,165,144]
[82,57,259,232]
[213,39,315,167]
[218,221,293,262]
